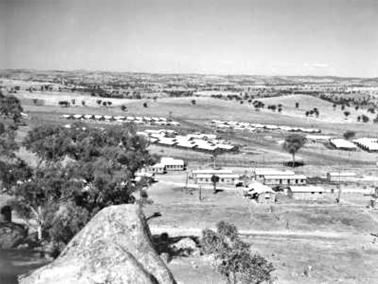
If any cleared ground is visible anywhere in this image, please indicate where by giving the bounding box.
[145,174,378,284]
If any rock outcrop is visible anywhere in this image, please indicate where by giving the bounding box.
[19,205,177,284]
[0,222,28,249]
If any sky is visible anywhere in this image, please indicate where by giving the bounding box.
[0,0,377,77]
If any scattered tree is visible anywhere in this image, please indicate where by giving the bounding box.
[211,175,220,194]
[361,115,369,123]
[343,130,355,140]
[295,102,299,108]
[143,102,148,108]
[282,134,306,167]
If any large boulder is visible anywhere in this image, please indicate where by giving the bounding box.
[170,237,199,257]
[19,205,177,284]
[0,222,28,249]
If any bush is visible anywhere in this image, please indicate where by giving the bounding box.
[48,203,90,250]
[201,221,275,284]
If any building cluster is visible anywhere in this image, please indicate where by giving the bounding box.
[137,129,238,154]
[250,168,326,202]
[210,120,321,133]
[60,114,180,126]
[330,138,378,152]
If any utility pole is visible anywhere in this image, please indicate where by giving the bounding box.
[337,163,342,203]
[198,185,202,201]
[185,170,188,191]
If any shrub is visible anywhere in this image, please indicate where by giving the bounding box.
[201,221,275,284]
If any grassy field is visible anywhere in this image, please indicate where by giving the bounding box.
[144,175,378,284]
[259,94,377,124]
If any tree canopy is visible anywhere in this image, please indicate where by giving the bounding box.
[282,134,306,167]
[343,130,356,140]
[6,122,157,247]
[0,92,23,123]
[0,91,23,158]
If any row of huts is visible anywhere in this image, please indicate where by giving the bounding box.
[137,129,238,154]
[60,114,180,126]
[329,138,378,152]
[210,120,321,133]
[191,168,326,203]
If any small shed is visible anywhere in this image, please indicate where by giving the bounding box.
[245,182,276,203]
[288,186,325,200]
[150,163,167,174]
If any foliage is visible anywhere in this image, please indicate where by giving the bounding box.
[47,202,90,248]
[361,115,369,123]
[7,122,155,246]
[0,92,23,123]
[211,175,220,194]
[283,134,306,167]
[343,131,355,140]
[201,221,275,284]
[0,91,23,158]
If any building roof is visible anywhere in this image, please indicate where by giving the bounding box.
[157,138,176,145]
[289,186,325,193]
[330,139,357,149]
[160,157,185,166]
[176,141,196,148]
[255,170,295,176]
[327,172,356,177]
[353,138,378,151]
[151,163,166,168]
[264,175,307,180]
[246,182,275,194]
[193,169,234,175]
[196,174,240,179]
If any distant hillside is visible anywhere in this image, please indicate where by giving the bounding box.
[1,69,378,86]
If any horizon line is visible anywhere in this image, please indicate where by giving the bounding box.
[0,68,377,80]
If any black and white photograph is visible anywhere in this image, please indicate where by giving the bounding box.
[1,0,378,283]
